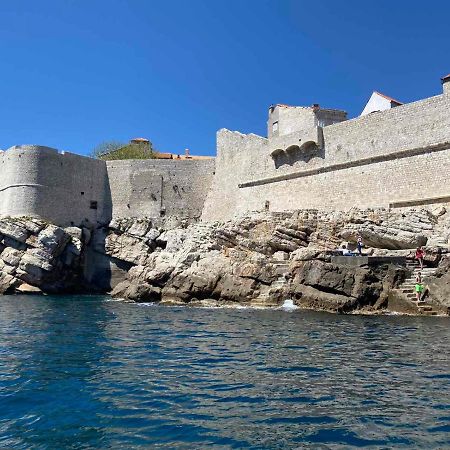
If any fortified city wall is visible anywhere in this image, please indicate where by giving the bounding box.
[0,145,111,226]
[106,159,215,223]
[0,76,448,227]
[0,146,215,227]
[202,80,450,222]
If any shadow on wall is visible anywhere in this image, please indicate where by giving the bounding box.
[82,170,130,292]
[272,143,325,169]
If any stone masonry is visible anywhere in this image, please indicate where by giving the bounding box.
[0,74,449,226]
[202,75,450,221]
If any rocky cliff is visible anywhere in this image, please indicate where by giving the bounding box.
[1,207,449,315]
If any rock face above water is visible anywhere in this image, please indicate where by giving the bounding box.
[108,208,448,313]
[0,218,87,294]
[1,207,450,315]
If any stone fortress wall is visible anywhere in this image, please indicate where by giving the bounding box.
[0,146,215,227]
[202,77,450,222]
[0,75,449,227]
[0,145,111,226]
[106,159,215,223]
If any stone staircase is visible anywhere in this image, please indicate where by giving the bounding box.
[394,260,439,316]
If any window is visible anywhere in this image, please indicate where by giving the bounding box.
[90,201,98,210]
[272,121,279,133]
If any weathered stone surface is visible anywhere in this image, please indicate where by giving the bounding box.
[19,219,46,235]
[1,208,449,316]
[0,220,28,242]
[290,259,406,313]
[145,229,161,242]
[18,253,53,282]
[65,226,83,241]
[340,224,427,250]
[0,272,20,294]
[16,283,43,294]
[0,218,85,294]
[111,280,161,302]
[215,273,257,302]
[104,233,153,265]
[425,256,450,311]
[290,247,327,262]
[127,220,153,238]
[0,260,16,275]
[1,247,23,266]
[37,225,70,257]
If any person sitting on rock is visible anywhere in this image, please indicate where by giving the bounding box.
[415,246,425,270]
[415,271,424,302]
[340,244,352,256]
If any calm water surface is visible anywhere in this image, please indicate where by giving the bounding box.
[0,295,449,449]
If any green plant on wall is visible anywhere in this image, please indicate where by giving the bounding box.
[91,141,156,160]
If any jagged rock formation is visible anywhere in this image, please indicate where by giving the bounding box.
[1,207,449,315]
[0,218,88,294]
[109,207,450,314]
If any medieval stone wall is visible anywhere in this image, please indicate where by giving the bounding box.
[0,85,448,227]
[202,90,450,221]
[0,145,111,227]
[0,147,214,227]
[106,159,215,222]
[201,130,268,222]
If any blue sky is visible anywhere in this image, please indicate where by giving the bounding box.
[0,0,448,156]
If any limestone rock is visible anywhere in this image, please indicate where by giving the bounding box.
[19,218,46,235]
[290,247,326,262]
[1,247,23,266]
[140,252,176,284]
[18,252,53,283]
[0,259,16,275]
[65,226,83,241]
[37,225,70,257]
[127,219,153,238]
[104,232,154,265]
[0,220,28,243]
[145,229,161,242]
[16,283,43,294]
[290,259,405,313]
[111,280,161,302]
[215,273,257,302]
[0,272,21,294]
[340,224,427,250]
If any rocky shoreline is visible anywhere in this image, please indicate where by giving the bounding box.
[1,207,449,316]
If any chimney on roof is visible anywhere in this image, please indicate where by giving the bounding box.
[441,73,450,95]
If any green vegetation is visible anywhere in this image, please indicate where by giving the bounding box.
[91,140,156,161]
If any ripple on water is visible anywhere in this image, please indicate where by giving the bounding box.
[0,295,449,449]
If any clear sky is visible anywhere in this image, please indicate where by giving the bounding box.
[0,0,448,156]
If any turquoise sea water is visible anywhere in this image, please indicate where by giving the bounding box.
[0,295,449,449]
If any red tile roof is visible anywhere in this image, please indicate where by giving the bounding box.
[374,91,403,105]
